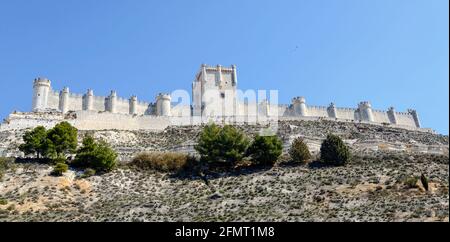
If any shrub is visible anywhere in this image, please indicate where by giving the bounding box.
[195,123,250,166]
[131,152,194,173]
[19,126,48,158]
[53,157,67,165]
[82,168,96,178]
[320,134,350,166]
[247,135,283,166]
[288,137,311,163]
[73,136,117,173]
[0,198,7,205]
[0,157,14,180]
[51,162,68,176]
[404,176,419,189]
[0,157,13,170]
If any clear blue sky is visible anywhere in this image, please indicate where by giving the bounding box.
[0,0,448,134]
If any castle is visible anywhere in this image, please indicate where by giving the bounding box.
[3,64,425,131]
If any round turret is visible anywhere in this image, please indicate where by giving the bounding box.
[108,90,117,113]
[358,101,374,122]
[407,109,421,128]
[231,64,238,85]
[358,101,372,109]
[327,102,337,118]
[32,77,51,111]
[292,96,308,116]
[129,95,138,115]
[59,87,70,114]
[387,106,397,124]
[156,93,171,116]
[83,89,94,111]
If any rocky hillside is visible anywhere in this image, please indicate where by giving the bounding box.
[0,151,448,222]
[2,119,448,161]
[0,120,448,222]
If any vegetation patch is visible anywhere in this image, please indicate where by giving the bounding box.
[19,122,78,160]
[247,135,283,166]
[320,134,351,166]
[288,137,312,164]
[404,176,419,189]
[71,136,117,173]
[130,152,195,173]
[195,123,250,167]
[51,162,69,177]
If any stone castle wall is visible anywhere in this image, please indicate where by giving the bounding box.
[34,83,422,130]
[29,63,423,130]
[0,111,434,134]
[46,90,153,115]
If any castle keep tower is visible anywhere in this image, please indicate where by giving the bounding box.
[32,77,51,111]
[59,87,70,114]
[156,93,171,116]
[192,64,238,117]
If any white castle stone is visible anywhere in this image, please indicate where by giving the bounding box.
[10,64,423,132]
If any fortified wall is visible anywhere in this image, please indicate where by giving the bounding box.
[1,64,425,132]
[32,78,190,117]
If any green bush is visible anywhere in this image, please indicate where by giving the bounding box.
[131,152,195,172]
[404,176,419,189]
[0,198,7,205]
[53,157,67,165]
[247,135,283,166]
[73,136,117,173]
[19,126,48,158]
[82,168,96,178]
[51,162,68,176]
[45,122,78,158]
[288,137,311,163]
[195,123,250,166]
[19,122,78,160]
[0,157,14,181]
[320,134,350,166]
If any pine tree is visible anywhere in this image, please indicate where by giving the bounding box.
[289,137,311,163]
[46,121,78,158]
[19,126,48,158]
[247,135,283,165]
[320,134,350,166]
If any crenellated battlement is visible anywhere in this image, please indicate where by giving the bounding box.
[33,77,51,86]
[292,96,306,104]
[28,64,424,129]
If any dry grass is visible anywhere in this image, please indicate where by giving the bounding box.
[130,152,194,172]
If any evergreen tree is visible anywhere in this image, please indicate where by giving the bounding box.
[320,134,350,166]
[19,126,48,158]
[289,137,311,163]
[73,136,117,172]
[195,123,250,165]
[46,121,78,158]
[247,135,283,165]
